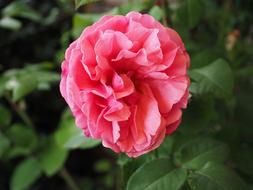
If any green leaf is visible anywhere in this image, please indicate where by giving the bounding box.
[188,162,249,190]
[3,65,60,101]
[127,158,187,190]
[35,71,60,90]
[172,133,199,154]
[38,139,68,177]
[187,0,205,29]
[0,104,11,127]
[72,13,100,38]
[119,154,150,187]
[118,0,155,15]
[175,0,204,29]
[4,147,31,160]
[54,109,78,145]
[232,145,253,178]
[6,124,38,151]
[157,136,174,158]
[190,50,222,69]
[54,108,99,150]
[11,75,38,101]
[190,59,234,98]
[4,124,37,159]
[3,1,41,22]
[64,131,100,149]
[75,0,99,9]
[117,2,144,15]
[10,158,42,190]
[56,109,100,150]
[43,8,60,26]
[0,133,10,158]
[174,137,229,169]
[149,6,163,21]
[0,17,22,30]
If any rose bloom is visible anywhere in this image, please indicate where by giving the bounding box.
[60,11,190,157]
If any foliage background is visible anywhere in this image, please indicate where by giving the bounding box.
[0,0,253,190]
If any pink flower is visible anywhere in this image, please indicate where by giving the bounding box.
[60,11,190,157]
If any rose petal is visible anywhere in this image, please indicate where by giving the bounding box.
[131,83,161,146]
[114,74,135,99]
[149,76,188,113]
[104,101,131,121]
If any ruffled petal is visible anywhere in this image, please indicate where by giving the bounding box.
[104,101,131,121]
[113,74,135,99]
[149,76,188,113]
[131,83,161,147]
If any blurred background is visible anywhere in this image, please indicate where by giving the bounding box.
[0,0,253,190]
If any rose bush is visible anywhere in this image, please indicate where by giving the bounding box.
[60,11,190,157]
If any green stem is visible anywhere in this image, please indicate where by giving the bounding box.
[5,94,34,128]
[116,164,124,190]
[60,168,81,190]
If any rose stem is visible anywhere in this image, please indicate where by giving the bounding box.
[4,93,34,128]
[60,168,81,190]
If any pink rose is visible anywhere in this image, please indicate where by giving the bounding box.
[60,11,190,157]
